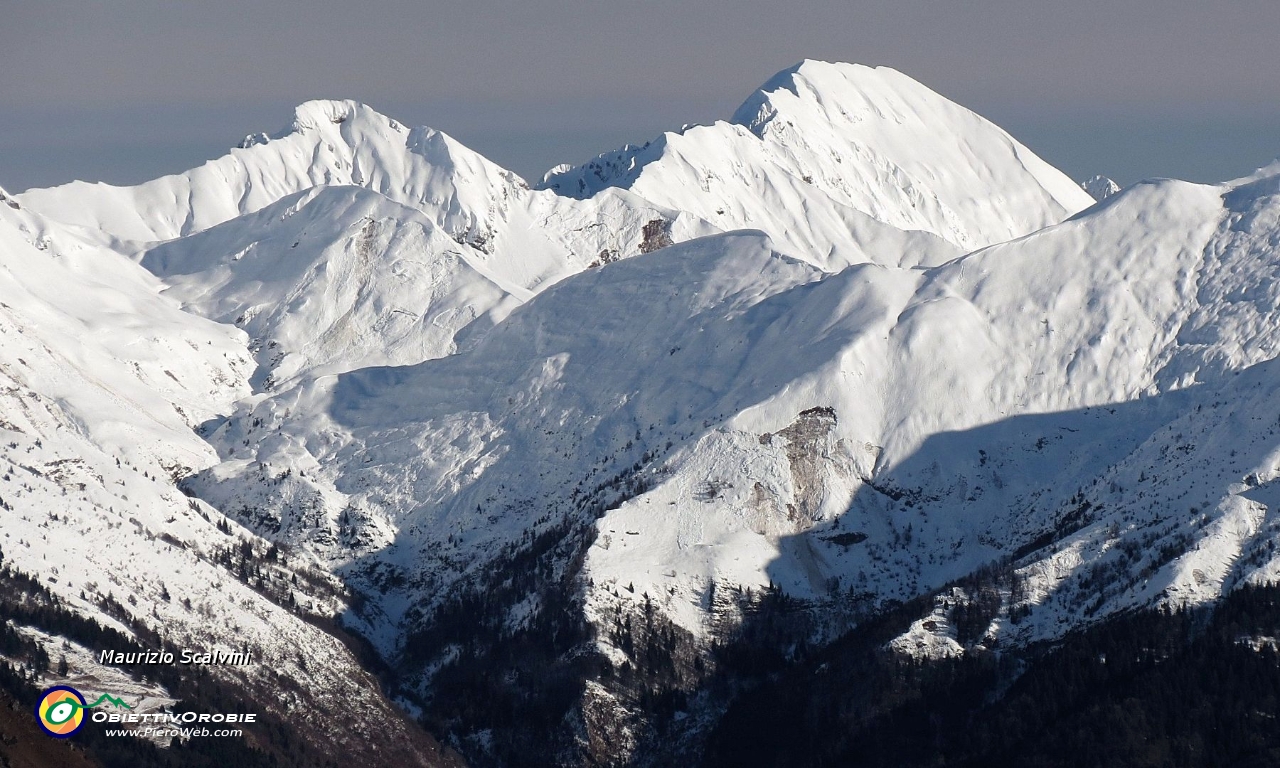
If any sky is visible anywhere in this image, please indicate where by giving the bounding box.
[2,1,1279,192]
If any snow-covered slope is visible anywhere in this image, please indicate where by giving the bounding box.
[185,231,825,582]
[0,190,252,459]
[541,61,1093,262]
[184,162,1280,676]
[140,185,522,387]
[0,202,453,764]
[585,170,1280,643]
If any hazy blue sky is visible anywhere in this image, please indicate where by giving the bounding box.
[3,1,1278,191]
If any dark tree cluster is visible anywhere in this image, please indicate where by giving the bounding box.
[705,583,1280,768]
[0,550,347,768]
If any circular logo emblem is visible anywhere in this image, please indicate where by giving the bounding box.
[35,686,86,738]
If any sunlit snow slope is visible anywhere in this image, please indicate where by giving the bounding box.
[0,198,453,764]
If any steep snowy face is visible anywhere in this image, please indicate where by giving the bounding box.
[987,354,1280,646]
[733,61,1094,246]
[541,61,1093,260]
[540,124,961,271]
[141,185,522,387]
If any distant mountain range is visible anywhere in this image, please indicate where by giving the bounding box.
[3,60,1279,767]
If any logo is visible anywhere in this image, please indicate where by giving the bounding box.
[35,686,86,737]
[35,686,133,738]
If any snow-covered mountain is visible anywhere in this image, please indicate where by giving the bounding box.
[139,185,522,387]
[5,60,1279,766]
[189,165,1280,637]
[1082,173,1122,200]
[541,61,1093,263]
[18,99,711,295]
[179,167,1280,762]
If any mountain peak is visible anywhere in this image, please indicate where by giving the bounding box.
[543,59,1092,257]
[16,98,522,244]
[233,100,408,149]
[285,98,398,134]
[1082,174,1121,201]
[729,60,901,134]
